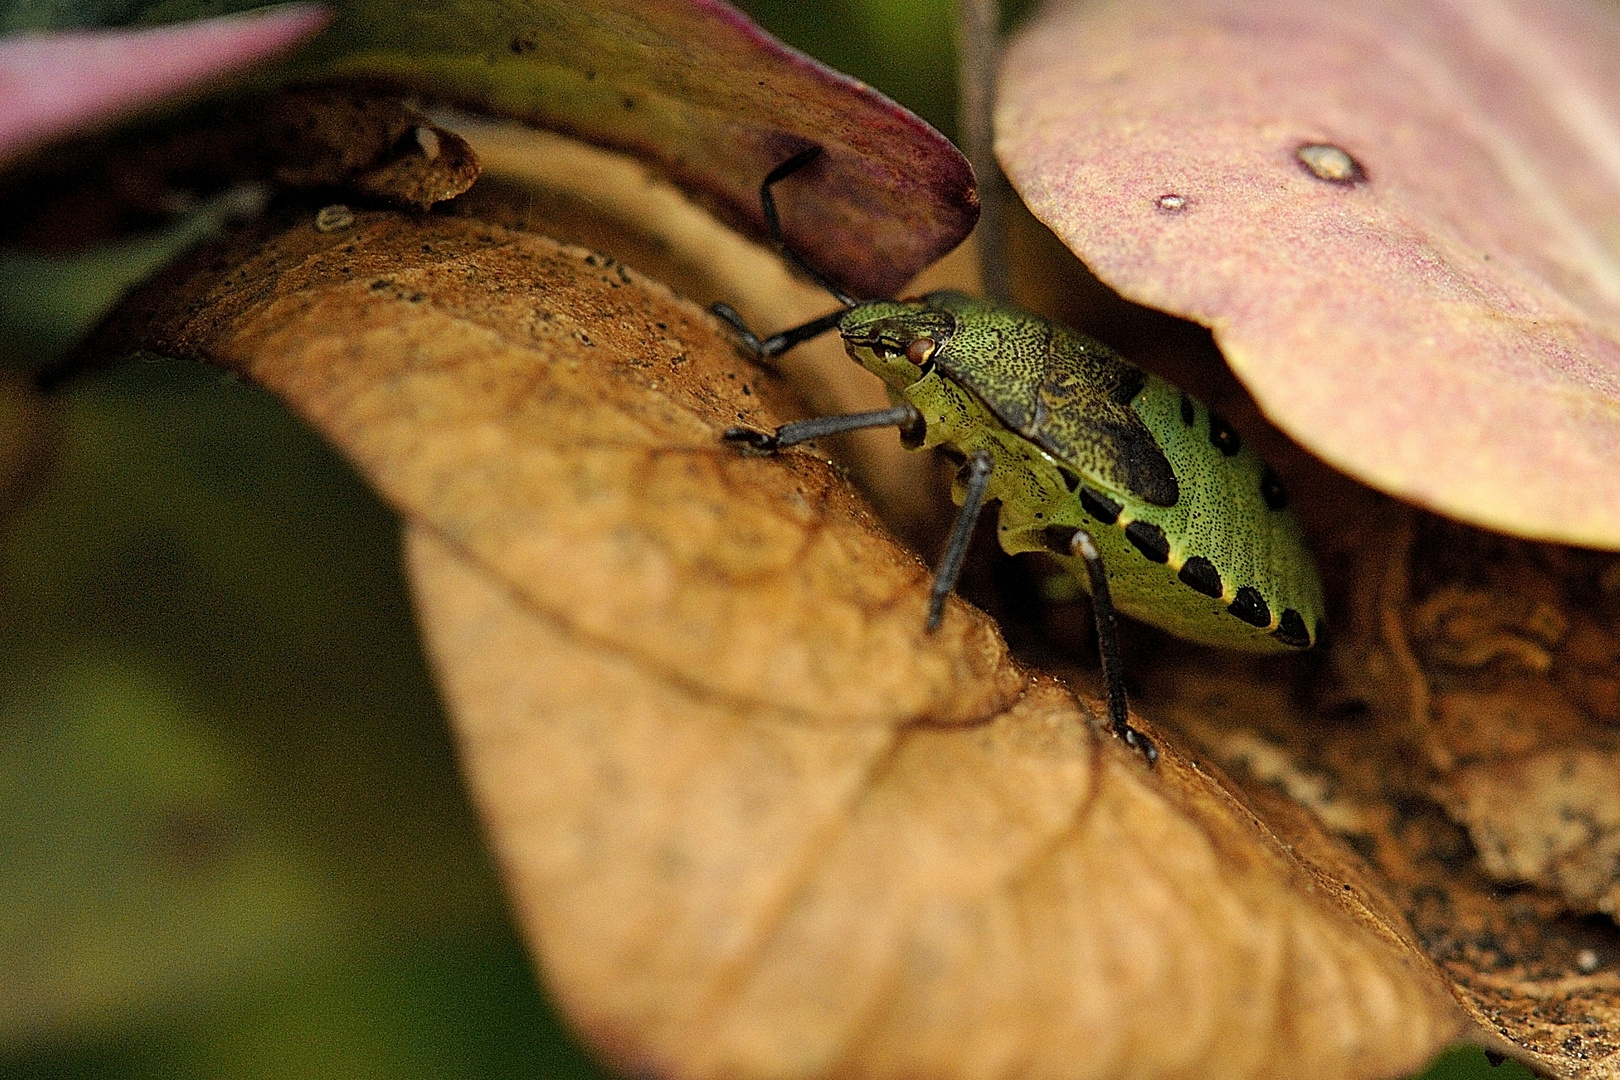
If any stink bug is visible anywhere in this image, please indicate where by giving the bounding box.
[716,148,1325,763]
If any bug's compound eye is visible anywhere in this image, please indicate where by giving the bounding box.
[906,337,938,366]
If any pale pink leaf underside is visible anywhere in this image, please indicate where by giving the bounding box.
[1000,0,1620,547]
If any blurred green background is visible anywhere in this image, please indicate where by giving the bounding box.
[0,1,1533,1077]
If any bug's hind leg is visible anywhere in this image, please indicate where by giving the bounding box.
[722,403,922,452]
[1072,530,1158,765]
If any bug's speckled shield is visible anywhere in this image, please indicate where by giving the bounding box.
[925,292,1179,506]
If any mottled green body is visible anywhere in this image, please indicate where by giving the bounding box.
[840,291,1324,653]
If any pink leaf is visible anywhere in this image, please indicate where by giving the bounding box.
[999,0,1620,547]
[0,4,330,165]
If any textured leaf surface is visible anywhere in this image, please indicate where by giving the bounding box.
[0,5,329,164]
[998,0,1620,547]
[90,185,1466,1079]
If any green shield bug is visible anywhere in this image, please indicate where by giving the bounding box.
[716,148,1325,763]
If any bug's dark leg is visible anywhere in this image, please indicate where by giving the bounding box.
[711,304,845,361]
[710,145,857,362]
[1073,530,1158,765]
[927,450,994,632]
[756,147,857,308]
[724,403,923,452]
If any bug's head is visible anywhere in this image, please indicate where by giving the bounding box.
[837,299,956,391]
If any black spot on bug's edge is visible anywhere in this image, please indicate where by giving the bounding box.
[1208,412,1241,456]
[1058,467,1081,493]
[1041,524,1081,556]
[1260,465,1288,510]
[1125,520,1170,563]
[1296,142,1367,185]
[1228,586,1272,628]
[1079,487,1122,525]
[1274,609,1311,648]
[1178,555,1223,598]
[1179,393,1195,428]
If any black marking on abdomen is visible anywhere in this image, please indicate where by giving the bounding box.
[1228,586,1271,627]
[1179,393,1196,427]
[1208,412,1241,456]
[1177,555,1224,598]
[1041,524,1081,556]
[1260,465,1288,510]
[1080,487,1122,525]
[1125,520,1170,563]
[1274,608,1311,647]
[1057,467,1081,493]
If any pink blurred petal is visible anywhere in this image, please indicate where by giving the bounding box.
[0,4,329,164]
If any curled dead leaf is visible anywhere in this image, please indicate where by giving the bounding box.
[92,202,1466,1078]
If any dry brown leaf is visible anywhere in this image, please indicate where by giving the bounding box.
[93,200,1468,1079]
[1137,465,1620,1077]
[437,120,971,550]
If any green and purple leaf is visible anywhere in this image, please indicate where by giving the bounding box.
[999,0,1620,547]
[301,0,977,297]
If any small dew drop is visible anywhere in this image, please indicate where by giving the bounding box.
[1297,143,1364,184]
[1156,193,1187,212]
[1578,948,1601,973]
[314,204,355,232]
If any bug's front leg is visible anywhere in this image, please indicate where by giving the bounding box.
[722,403,924,452]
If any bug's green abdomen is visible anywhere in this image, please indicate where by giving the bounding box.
[1046,374,1324,653]
[847,293,1325,654]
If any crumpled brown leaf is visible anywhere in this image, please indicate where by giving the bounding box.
[997,0,1620,550]
[92,192,1468,1078]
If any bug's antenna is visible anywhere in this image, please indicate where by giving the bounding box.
[759,147,857,308]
